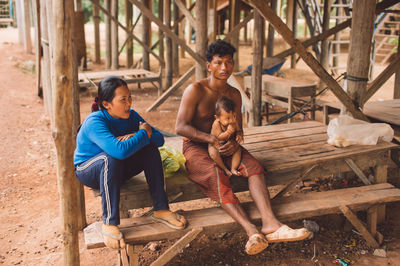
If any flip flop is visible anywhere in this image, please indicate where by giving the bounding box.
[245,233,269,255]
[96,223,125,249]
[265,225,310,243]
[151,212,186,230]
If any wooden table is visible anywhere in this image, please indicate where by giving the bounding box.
[244,75,317,123]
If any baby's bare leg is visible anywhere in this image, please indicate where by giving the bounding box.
[231,146,242,176]
[208,144,232,176]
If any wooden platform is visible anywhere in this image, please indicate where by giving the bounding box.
[78,68,162,94]
[322,99,400,126]
[114,121,397,214]
[85,183,400,249]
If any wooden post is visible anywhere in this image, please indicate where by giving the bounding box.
[375,163,388,223]
[173,1,179,76]
[158,0,164,62]
[52,0,80,263]
[142,0,150,70]
[344,0,376,112]
[105,0,111,68]
[290,0,297,69]
[111,0,119,69]
[286,0,294,30]
[394,36,400,99]
[249,11,264,127]
[16,0,24,44]
[332,1,341,69]
[195,0,207,80]
[319,0,332,89]
[230,0,240,72]
[179,0,186,58]
[93,0,101,64]
[32,0,41,96]
[23,0,32,53]
[209,0,217,42]
[164,0,173,89]
[266,0,277,57]
[125,0,133,67]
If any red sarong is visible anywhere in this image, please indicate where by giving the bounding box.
[183,139,265,204]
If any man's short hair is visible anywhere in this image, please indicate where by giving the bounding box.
[206,40,237,62]
[215,96,236,116]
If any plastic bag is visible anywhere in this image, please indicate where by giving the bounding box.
[327,115,394,147]
[158,145,186,177]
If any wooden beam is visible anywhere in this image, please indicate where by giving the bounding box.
[375,163,388,223]
[344,0,376,111]
[195,0,207,80]
[23,0,32,53]
[275,19,351,59]
[33,0,41,96]
[266,0,277,57]
[93,0,101,64]
[290,0,297,69]
[165,0,173,90]
[224,11,254,42]
[111,0,119,69]
[142,0,150,70]
[344,158,371,185]
[129,0,206,65]
[174,0,195,28]
[158,0,165,63]
[339,205,379,248]
[249,10,264,127]
[90,0,165,66]
[363,56,400,104]
[125,0,133,67]
[150,228,203,266]
[247,0,368,121]
[104,0,111,68]
[52,0,80,263]
[394,36,400,99]
[320,0,332,70]
[147,66,195,112]
[230,0,240,72]
[173,1,179,76]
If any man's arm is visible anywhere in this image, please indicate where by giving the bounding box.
[175,83,217,145]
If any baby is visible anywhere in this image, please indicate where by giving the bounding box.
[208,96,244,176]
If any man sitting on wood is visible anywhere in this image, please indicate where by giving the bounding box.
[175,40,309,255]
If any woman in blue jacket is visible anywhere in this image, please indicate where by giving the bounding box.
[74,76,186,249]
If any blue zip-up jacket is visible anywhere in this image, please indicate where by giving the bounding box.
[74,109,164,166]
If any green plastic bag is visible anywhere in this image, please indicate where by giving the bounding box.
[158,145,186,178]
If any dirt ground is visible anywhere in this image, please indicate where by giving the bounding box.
[1,26,400,266]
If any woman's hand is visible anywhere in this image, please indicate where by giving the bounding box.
[219,139,239,156]
[117,133,136,141]
[139,122,152,139]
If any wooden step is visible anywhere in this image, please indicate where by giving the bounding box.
[84,183,400,249]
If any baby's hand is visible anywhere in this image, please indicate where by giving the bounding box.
[226,124,236,134]
[236,134,244,144]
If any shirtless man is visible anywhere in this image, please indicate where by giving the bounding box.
[175,40,309,255]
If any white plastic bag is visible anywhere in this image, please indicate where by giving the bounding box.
[327,115,394,147]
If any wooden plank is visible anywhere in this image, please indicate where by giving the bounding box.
[345,158,372,185]
[248,0,368,121]
[129,0,206,66]
[150,228,203,266]
[339,205,379,248]
[85,183,400,248]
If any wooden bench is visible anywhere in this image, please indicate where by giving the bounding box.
[243,75,317,123]
[84,121,400,265]
[78,68,163,95]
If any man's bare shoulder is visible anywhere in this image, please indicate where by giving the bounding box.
[184,79,208,97]
[227,84,242,98]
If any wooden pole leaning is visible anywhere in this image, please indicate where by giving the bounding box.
[247,0,368,121]
[52,0,81,264]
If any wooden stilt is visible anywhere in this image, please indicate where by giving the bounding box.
[230,0,240,72]
[105,0,111,68]
[33,0,41,96]
[164,0,173,90]
[142,0,150,70]
[286,0,294,30]
[375,163,388,223]
[344,0,376,112]
[111,0,119,69]
[179,0,186,58]
[52,0,81,263]
[195,0,207,80]
[172,1,179,77]
[393,36,400,99]
[158,0,164,63]
[93,0,101,64]
[16,0,23,44]
[266,0,277,57]
[23,0,32,53]
[367,205,378,238]
[125,0,133,67]
[249,11,264,127]
[209,0,217,42]
[320,0,332,71]
[290,0,297,69]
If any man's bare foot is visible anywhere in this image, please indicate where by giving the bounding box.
[261,221,283,235]
[152,210,187,229]
[102,224,126,249]
[231,168,241,176]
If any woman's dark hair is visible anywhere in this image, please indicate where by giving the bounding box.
[206,39,237,62]
[96,76,128,111]
[215,96,236,116]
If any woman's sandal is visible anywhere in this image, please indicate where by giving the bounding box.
[265,225,309,243]
[245,233,269,255]
[151,212,186,230]
[97,223,126,249]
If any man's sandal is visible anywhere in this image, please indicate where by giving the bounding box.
[97,223,126,249]
[265,225,309,243]
[245,233,269,255]
[151,212,186,230]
